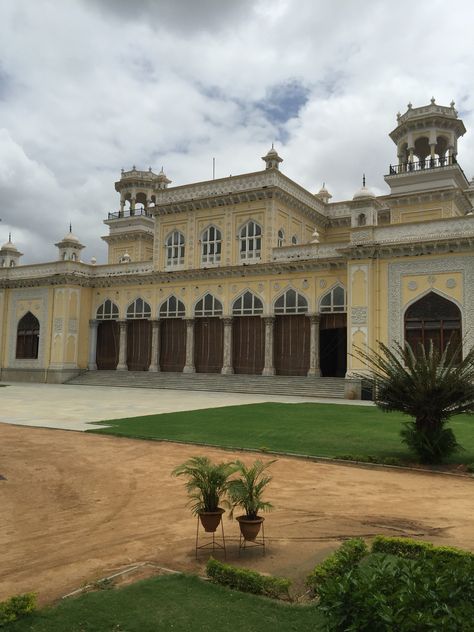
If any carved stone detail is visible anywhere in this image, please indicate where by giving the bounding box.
[446,278,457,289]
[407,280,418,291]
[351,307,368,325]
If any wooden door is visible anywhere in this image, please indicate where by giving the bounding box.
[126,319,151,371]
[194,318,223,373]
[96,320,119,370]
[274,315,310,376]
[232,317,264,374]
[160,319,186,372]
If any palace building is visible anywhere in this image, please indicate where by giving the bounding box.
[1,99,474,398]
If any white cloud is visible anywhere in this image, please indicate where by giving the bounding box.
[0,0,473,263]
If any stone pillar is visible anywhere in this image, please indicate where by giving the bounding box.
[307,314,321,377]
[183,318,195,373]
[221,317,234,375]
[117,320,128,371]
[148,319,161,372]
[262,316,275,376]
[88,319,99,371]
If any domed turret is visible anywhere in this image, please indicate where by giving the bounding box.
[261,144,283,170]
[353,175,375,201]
[316,183,332,204]
[0,233,23,267]
[55,224,85,262]
[156,166,171,190]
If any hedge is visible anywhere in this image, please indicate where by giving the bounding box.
[306,538,368,596]
[206,558,291,599]
[372,536,474,565]
[0,593,37,627]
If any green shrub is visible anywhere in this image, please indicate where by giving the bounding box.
[306,538,368,596]
[372,536,474,566]
[206,558,291,599]
[335,455,402,466]
[317,554,474,631]
[0,593,37,627]
[466,463,474,473]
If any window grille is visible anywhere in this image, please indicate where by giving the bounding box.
[201,225,222,264]
[126,298,152,319]
[239,221,262,261]
[159,295,185,318]
[320,286,346,313]
[274,289,308,314]
[166,231,185,267]
[195,293,223,317]
[96,299,119,320]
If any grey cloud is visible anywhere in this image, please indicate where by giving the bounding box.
[82,0,256,33]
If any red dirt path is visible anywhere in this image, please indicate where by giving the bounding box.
[1,423,473,603]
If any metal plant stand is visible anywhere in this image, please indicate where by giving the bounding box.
[195,516,226,559]
[238,520,266,556]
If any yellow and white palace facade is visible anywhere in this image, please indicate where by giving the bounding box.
[1,100,474,397]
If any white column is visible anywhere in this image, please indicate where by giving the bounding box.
[88,319,99,371]
[148,319,161,372]
[183,318,195,373]
[307,314,321,376]
[262,316,275,376]
[221,317,234,375]
[117,320,128,371]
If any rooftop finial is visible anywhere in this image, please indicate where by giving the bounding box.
[69,222,72,233]
[450,100,456,108]
[271,142,274,149]
[363,174,366,187]
[431,96,436,104]
[8,232,11,242]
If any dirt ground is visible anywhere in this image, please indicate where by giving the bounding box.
[1,423,474,604]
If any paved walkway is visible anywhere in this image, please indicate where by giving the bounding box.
[0,382,372,431]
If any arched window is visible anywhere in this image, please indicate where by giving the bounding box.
[274,289,308,314]
[71,252,77,261]
[291,235,298,245]
[16,312,40,359]
[239,221,262,261]
[357,213,366,227]
[201,225,222,265]
[232,291,263,316]
[195,293,223,317]
[159,295,185,318]
[277,229,285,248]
[320,286,346,313]
[96,299,119,320]
[126,298,151,319]
[404,292,461,361]
[166,231,185,267]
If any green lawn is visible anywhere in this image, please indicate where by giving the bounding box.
[88,402,474,464]
[8,574,321,632]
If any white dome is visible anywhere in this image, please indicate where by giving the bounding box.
[62,231,79,243]
[353,185,375,201]
[1,237,18,251]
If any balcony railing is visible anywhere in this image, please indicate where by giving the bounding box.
[107,208,153,220]
[387,155,457,176]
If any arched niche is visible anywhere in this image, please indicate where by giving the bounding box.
[16,311,40,359]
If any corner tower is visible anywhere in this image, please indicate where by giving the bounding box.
[384,98,468,196]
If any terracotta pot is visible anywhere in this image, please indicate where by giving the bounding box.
[236,515,264,541]
[199,508,225,532]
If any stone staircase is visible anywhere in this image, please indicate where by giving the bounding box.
[67,370,347,399]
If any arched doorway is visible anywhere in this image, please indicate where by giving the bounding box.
[232,291,265,374]
[273,289,310,376]
[404,292,462,360]
[319,285,347,377]
[159,295,186,372]
[126,298,152,371]
[194,293,223,373]
[16,312,40,359]
[96,299,119,369]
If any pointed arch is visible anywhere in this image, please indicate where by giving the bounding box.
[96,299,119,320]
[274,288,308,314]
[239,220,262,261]
[232,290,263,316]
[126,297,151,319]
[201,224,222,265]
[319,284,346,313]
[16,311,40,359]
[159,295,185,318]
[404,290,462,360]
[194,292,223,317]
[277,229,285,247]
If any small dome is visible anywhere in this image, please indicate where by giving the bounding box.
[353,185,375,201]
[62,231,79,243]
[266,146,279,157]
[1,235,18,251]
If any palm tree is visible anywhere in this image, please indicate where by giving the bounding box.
[357,341,474,463]
[228,459,275,519]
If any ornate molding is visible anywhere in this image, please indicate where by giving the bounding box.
[351,306,368,325]
[388,256,474,354]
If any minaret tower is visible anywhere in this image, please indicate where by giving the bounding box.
[0,234,23,267]
[262,144,283,170]
[55,225,85,261]
[385,98,468,195]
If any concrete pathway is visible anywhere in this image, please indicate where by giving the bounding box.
[0,382,373,432]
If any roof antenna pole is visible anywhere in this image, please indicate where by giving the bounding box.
[212,157,215,180]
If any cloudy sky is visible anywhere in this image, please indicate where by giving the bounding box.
[1,0,474,264]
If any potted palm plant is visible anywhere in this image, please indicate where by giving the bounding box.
[172,456,236,532]
[228,459,276,541]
